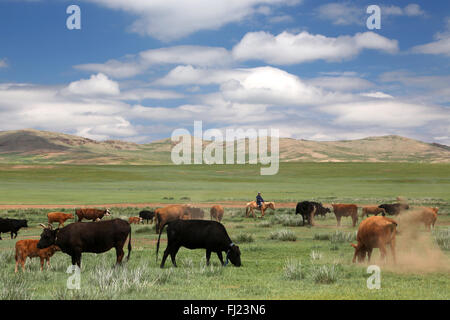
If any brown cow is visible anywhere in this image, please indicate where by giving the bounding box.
[361,206,386,218]
[210,205,224,222]
[128,216,142,224]
[351,216,397,264]
[47,212,74,228]
[15,239,60,273]
[410,207,438,231]
[75,208,111,222]
[154,205,190,233]
[332,204,358,227]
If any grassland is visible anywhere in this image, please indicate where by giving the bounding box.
[0,207,448,300]
[0,162,449,205]
[0,162,448,300]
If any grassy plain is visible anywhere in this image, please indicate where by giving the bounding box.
[0,162,448,300]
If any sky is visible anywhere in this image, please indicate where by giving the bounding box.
[0,0,449,144]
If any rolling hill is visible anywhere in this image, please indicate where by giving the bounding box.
[0,129,448,164]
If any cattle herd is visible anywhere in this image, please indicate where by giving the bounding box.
[0,199,441,275]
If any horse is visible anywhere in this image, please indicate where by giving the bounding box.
[245,201,275,218]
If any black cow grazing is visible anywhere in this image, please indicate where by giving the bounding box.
[139,210,155,224]
[378,203,409,216]
[295,201,330,226]
[37,218,131,267]
[0,218,28,240]
[156,220,241,268]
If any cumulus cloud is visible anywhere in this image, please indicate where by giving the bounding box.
[412,35,450,56]
[62,73,120,97]
[83,0,302,41]
[232,31,398,65]
[307,76,374,92]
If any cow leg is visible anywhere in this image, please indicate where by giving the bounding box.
[15,259,19,273]
[115,244,125,265]
[40,258,44,271]
[169,246,180,267]
[336,216,341,227]
[379,245,387,264]
[367,248,373,263]
[21,258,26,272]
[206,250,212,266]
[216,252,224,266]
[71,252,82,268]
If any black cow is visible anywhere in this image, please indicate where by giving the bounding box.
[37,218,131,267]
[378,203,409,216]
[139,210,155,224]
[156,219,241,268]
[0,218,28,240]
[295,201,330,226]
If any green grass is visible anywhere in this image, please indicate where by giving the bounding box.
[0,206,448,299]
[0,162,449,204]
[0,162,449,299]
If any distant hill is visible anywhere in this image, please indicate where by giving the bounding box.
[0,129,448,164]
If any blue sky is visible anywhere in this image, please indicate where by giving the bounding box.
[0,0,449,144]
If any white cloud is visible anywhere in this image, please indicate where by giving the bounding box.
[74,46,232,78]
[320,100,447,128]
[62,73,120,97]
[412,36,450,56]
[84,0,301,41]
[232,31,398,65]
[317,3,425,26]
[307,76,374,92]
[0,59,7,68]
[360,91,393,99]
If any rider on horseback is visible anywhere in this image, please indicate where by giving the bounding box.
[256,192,264,209]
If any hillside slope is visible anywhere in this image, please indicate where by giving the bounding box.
[0,129,448,164]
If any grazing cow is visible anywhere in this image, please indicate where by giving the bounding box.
[0,218,28,240]
[156,219,241,268]
[154,205,190,234]
[128,216,142,224]
[361,206,386,218]
[139,210,155,224]
[186,207,205,219]
[37,218,131,267]
[295,201,330,226]
[378,203,409,216]
[210,205,224,222]
[47,212,74,228]
[332,204,358,227]
[75,208,111,222]
[245,201,275,218]
[15,239,60,273]
[351,216,397,264]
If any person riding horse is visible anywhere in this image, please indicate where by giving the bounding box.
[256,192,264,209]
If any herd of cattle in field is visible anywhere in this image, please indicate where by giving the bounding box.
[0,199,441,273]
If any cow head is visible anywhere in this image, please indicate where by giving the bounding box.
[105,209,111,216]
[37,224,58,249]
[18,219,28,228]
[350,243,366,263]
[226,243,242,267]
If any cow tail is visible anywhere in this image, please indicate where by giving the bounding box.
[126,228,132,261]
[156,222,168,263]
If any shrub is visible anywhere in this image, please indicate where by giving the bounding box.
[310,250,323,261]
[311,264,340,284]
[283,259,305,280]
[235,233,254,243]
[269,229,297,241]
[434,229,450,251]
[330,231,356,244]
